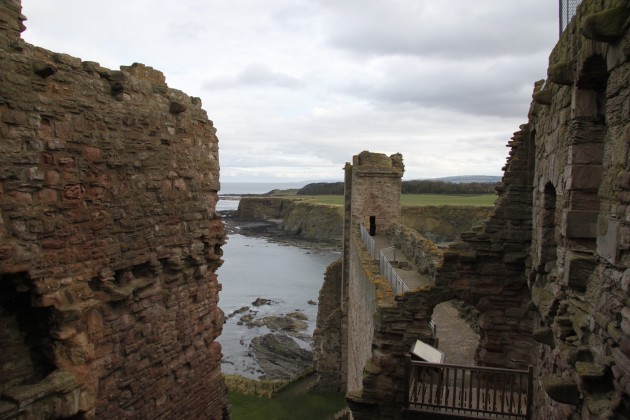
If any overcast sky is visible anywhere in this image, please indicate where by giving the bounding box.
[21,0,559,183]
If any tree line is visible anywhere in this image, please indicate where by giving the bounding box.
[297,180,498,195]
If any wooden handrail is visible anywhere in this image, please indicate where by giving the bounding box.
[408,360,532,419]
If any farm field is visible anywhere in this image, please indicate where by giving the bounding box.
[295,194,496,207]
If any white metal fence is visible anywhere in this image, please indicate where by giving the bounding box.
[359,224,410,295]
[380,247,409,295]
[360,223,377,259]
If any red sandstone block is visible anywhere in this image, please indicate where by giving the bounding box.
[2,109,27,125]
[83,146,101,161]
[8,190,32,203]
[44,169,61,185]
[36,187,58,202]
[46,139,65,150]
[63,184,85,200]
[53,120,72,140]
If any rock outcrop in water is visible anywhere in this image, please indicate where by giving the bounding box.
[0,1,227,418]
[251,334,313,380]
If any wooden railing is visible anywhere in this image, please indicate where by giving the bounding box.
[407,360,532,419]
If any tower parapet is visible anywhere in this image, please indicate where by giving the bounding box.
[346,151,404,235]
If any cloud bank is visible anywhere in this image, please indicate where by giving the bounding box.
[21,0,558,183]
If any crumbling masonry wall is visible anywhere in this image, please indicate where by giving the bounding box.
[0,1,228,418]
[526,0,630,418]
[345,131,538,418]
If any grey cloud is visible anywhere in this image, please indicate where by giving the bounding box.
[341,54,546,117]
[317,0,557,60]
[202,63,302,90]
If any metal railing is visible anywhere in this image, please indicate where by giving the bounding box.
[380,247,409,295]
[408,361,533,419]
[359,225,409,294]
[559,0,582,35]
[359,223,377,259]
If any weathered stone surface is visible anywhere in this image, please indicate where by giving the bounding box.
[263,315,308,332]
[575,361,606,381]
[251,333,313,380]
[0,1,227,418]
[388,223,443,276]
[252,297,273,307]
[548,61,575,85]
[350,151,404,236]
[543,376,580,405]
[533,88,553,105]
[581,4,630,43]
[566,251,597,290]
[532,327,555,347]
[313,259,343,392]
[562,210,599,238]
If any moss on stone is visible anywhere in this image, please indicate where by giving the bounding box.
[548,61,575,85]
[581,4,630,42]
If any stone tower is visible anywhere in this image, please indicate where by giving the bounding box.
[345,151,404,236]
[338,151,404,394]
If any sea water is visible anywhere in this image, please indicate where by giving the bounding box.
[215,197,340,378]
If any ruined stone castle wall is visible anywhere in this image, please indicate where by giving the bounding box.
[0,2,227,418]
[346,231,379,395]
[526,0,630,417]
[312,259,343,392]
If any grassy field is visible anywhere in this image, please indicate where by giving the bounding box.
[401,194,496,206]
[295,194,496,207]
[228,389,346,420]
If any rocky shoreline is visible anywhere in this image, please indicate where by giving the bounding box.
[223,297,318,380]
[219,210,340,380]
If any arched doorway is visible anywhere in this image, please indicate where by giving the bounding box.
[431,299,480,366]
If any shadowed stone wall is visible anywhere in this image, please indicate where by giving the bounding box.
[526,0,630,417]
[0,2,228,418]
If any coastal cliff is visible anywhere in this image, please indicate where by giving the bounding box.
[236,196,492,246]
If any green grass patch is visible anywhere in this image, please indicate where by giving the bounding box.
[298,195,345,206]
[401,194,496,206]
[295,194,496,207]
[228,389,346,420]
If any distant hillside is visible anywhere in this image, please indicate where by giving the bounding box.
[430,175,502,183]
[297,177,499,195]
[297,182,344,195]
